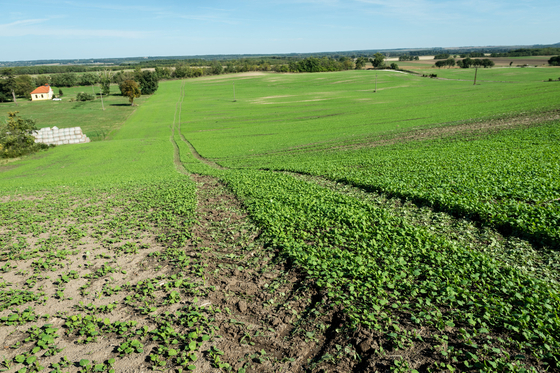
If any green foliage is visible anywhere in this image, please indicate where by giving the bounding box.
[435,58,455,68]
[549,56,560,66]
[209,61,223,75]
[354,57,366,69]
[154,66,171,79]
[398,55,419,61]
[51,72,78,87]
[0,68,16,102]
[35,75,51,87]
[14,75,34,98]
[79,73,99,86]
[76,92,95,101]
[457,58,494,68]
[370,53,385,68]
[0,111,50,158]
[137,71,159,95]
[118,80,141,105]
[491,47,560,57]
[434,53,451,59]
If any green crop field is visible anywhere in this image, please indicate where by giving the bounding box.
[0,69,559,372]
[415,67,560,82]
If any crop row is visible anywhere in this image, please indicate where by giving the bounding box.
[225,122,560,248]
[175,142,559,371]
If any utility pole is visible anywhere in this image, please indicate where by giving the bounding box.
[99,85,105,111]
[374,74,377,93]
[473,67,478,85]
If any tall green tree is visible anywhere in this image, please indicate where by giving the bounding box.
[14,75,34,98]
[370,53,385,68]
[34,75,51,87]
[137,71,159,95]
[1,68,17,104]
[210,61,223,75]
[354,57,366,70]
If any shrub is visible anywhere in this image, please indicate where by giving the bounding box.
[76,92,94,101]
[0,112,52,158]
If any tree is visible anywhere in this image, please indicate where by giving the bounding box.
[390,62,399,69]
[14,75,34,98]
[370,53,385,68]
[1,68,17,104]
[481,59,495,68]
[58,89,63,97]
[35,75,51,87]
[0,112,50,158]
[548,56,560,66]
[154,66,171,80]
[119,80,141,106]
[51,72,78,87]
[133,66,143,82]
[76,92,94,101]
[209,61,223,75]
[354,57,366,70]
[137,71,159,95]
[79,72,99,86]
[174,64,189,78]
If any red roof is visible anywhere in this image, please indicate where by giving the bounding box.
[31,85,52,94]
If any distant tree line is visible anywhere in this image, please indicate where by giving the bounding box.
[399,55,420,61]
[459,52,485,58]
[456,58,495,68]
[434,53,451,60]
[435,58,456,68]
[490,48,560,57]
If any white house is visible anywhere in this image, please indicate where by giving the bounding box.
[30,85,54,101]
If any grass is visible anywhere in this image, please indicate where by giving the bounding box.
[178,69,560,159]
[1,68,559,372]
[415,66,560,82]
[0,84,145,141]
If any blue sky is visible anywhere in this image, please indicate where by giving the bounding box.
[1,0,558,61]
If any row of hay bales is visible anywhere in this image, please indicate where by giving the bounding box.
[32,126,91,146]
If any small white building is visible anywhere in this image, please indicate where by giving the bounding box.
[30,85,54,101]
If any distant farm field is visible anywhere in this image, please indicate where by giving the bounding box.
[180,70,560,158]
[0,84,143,141]
[394,55,555,69]
[0,69,559,372]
